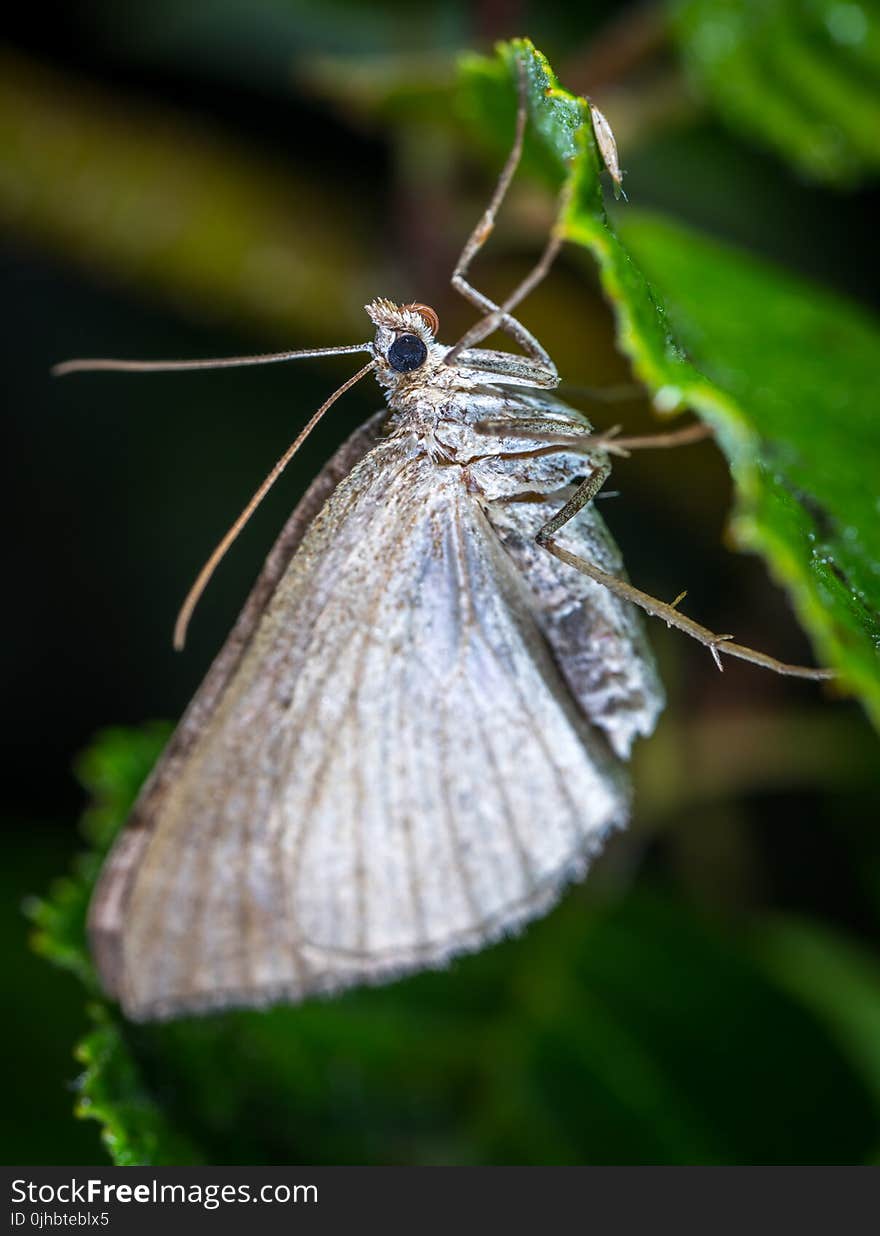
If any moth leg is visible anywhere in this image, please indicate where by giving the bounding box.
[447,280,553,369]
[447,178,573,361]
[537,464,612,540]
[589,421,714,457]
[535,473,834,682]
[474,415,595,443]
[446,60,556,370]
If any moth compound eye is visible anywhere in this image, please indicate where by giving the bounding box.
[388,333,427,373]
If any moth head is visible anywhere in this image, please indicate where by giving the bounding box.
[365,299,439,383]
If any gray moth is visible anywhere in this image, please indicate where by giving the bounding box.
[60,64,827,1022]
[87,299,664,1021]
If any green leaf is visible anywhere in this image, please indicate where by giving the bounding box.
[458,38,880,726]
[32,727,880,1164]
[27,724,171,989]
[614,213,880,725]
[670,0,880,185]
[26,725,186,1164]
[74,1006,203,1166]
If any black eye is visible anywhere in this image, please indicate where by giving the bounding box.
[387,333,427,373]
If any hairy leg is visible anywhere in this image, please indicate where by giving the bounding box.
[535,469,833,681]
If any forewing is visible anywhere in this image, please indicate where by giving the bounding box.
[88,411,387,999]
[95,438,629,1020]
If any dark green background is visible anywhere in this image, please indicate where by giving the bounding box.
[3,1,879,1164]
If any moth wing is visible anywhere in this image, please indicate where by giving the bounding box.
[488,493,665,759]
[93,439,629,1021]
[88,412,387,1000]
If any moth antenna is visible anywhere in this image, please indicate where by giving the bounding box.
[173,358,377,651]
[51,342,373,377]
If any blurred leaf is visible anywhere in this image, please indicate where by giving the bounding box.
[26,724,196,1163]
[298,52,455,122]
[670,0,880,185]
[27,725,170,988]
[76,0,471,86]
[460,39,880,725]
[34,727,880,1164]
[633,708,880,827]
[0,49,372,341]
[754,916,880,1104]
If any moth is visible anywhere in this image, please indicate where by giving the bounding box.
[56,67,829,1021]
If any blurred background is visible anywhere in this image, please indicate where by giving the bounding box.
[3,0,880,1164]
